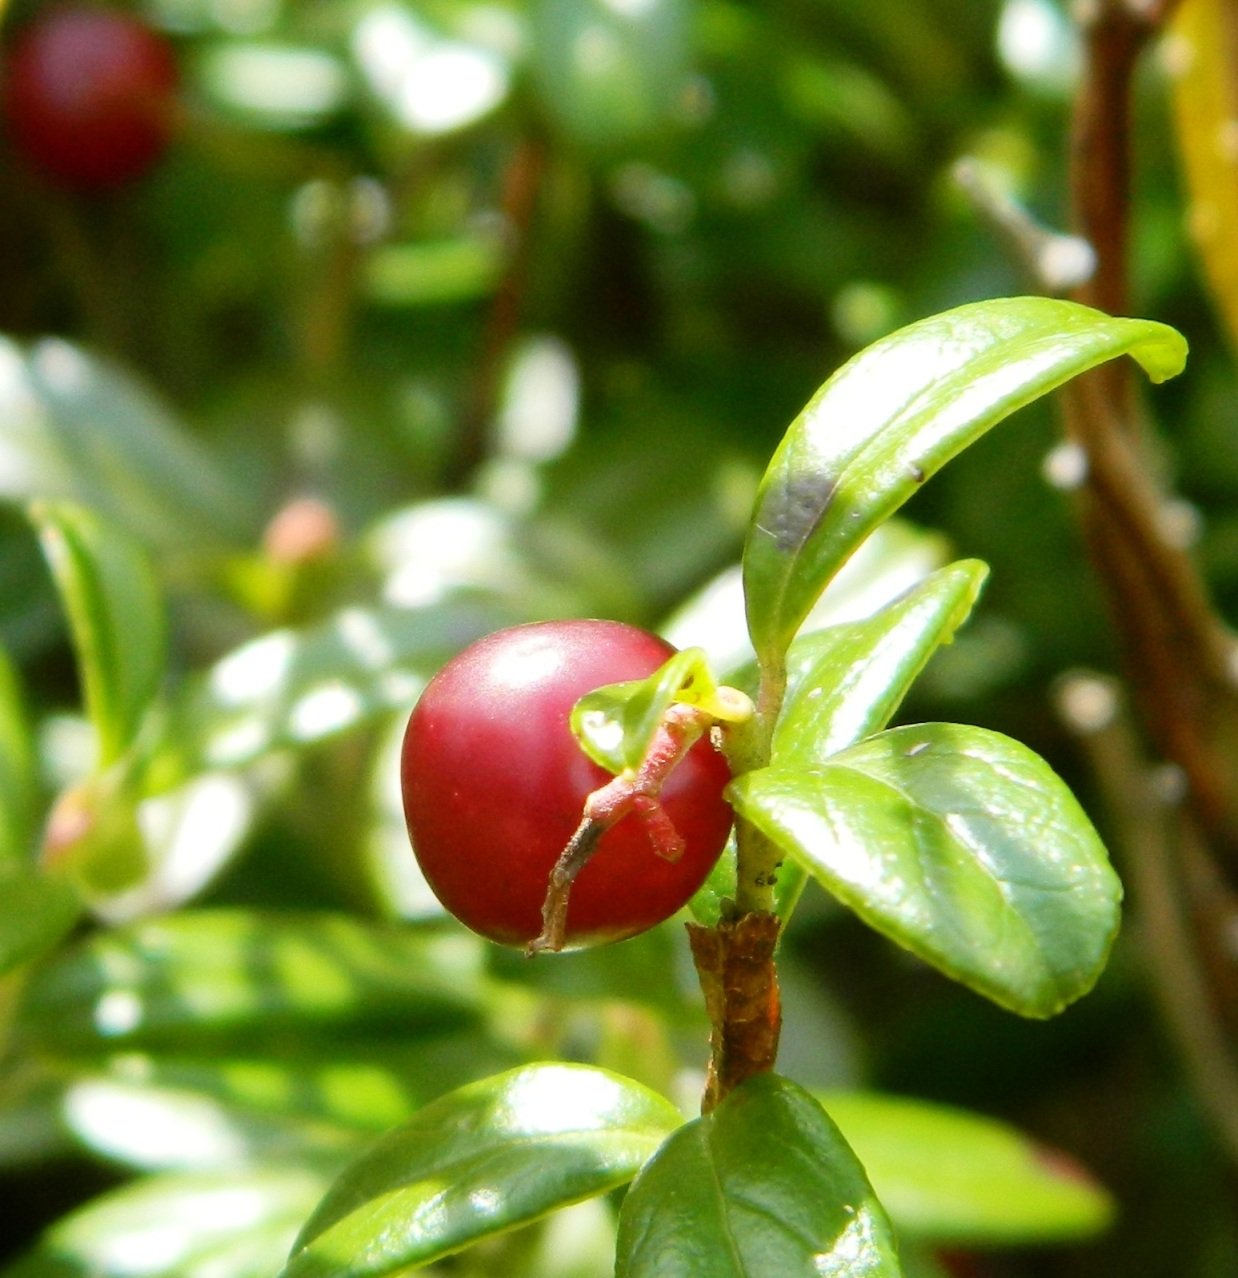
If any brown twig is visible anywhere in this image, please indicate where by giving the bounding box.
[1057,0,1238,1159]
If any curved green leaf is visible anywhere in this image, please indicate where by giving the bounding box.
[821,1091,1114,1246]
[728,723,1121,1017]
[743,297,1187,666]
[774,560,989,767]
[281,1063,683,1278]
[0,644,36,867]
[615,1073,901,1277]
[32,501,166,769]
[0,864,80,977]
[1,1166,328,1278]
[145,599,516,789]
[18,909,485,1055]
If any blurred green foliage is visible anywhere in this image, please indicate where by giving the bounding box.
[1,0,1236,1275]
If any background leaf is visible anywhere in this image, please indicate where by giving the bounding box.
[0,644,36,866]
[728,723,1122,1016]
[742,297,1187,666]
[0,1166,328,1278]
[615,1073,901,1277]
[821,1091,1114,1246]
[18,909,485,1055]
[0,864,80,977]
[0,339,251,551]
[145,599,517,789]
[31,502,166,770]
[282,1063,683,1277]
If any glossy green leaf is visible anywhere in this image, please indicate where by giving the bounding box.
[281,1063,683,1278]
[821,1091,1114,1245]
[0,645,36,866]
[729,724,1121,1016]
[572,647,741,774]
[1,1166,328,1278]
[692,561,986,928]
[32,502,166,769]
[146,599,516,789]
[773,560,989,768]
[0,338,250,550]
[532,0,690,151]
[615,1073,901,1277]
[743,297,1187,666]
[0,864,80,976]
[19,909,485,1055]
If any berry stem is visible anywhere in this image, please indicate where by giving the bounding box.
[526,702,713,955]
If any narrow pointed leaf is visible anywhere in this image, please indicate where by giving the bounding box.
[615,1073,901,1277]
[820,1091,1114,1246]
[743,297,1187,665]
[32,502,166,769]
[281,1063,683,1278]
[728,724,1121,1017]
[773,559,989,766]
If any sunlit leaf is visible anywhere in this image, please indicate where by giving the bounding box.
[0,338,250,550]
[1,1167,328,1278]
[366,237,505,307]
[743,297,1187,667]
[821,1091,1114,1245]
[145,599,517,789]
[31,502,165,769]
[281,1063,682,1277]
[0,864,80,977]
[0,644,36,866]
[728,724,1121,1016]
[615,1073,901,1277]
[19,909,486,1055]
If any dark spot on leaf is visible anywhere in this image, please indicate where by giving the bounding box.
[757,466,837,553]
[909,462,925,483]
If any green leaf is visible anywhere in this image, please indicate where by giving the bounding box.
[146,599,517,789]
[0,864,80,977]
[821,1091,1114,1246]
[615,1073,901,1277]
[281,1063,683,1278]
[0,338,251,551]
[0,644,36,867]
[728,724,1121,1016]
[18,909,485,1055]
[774,560,989,768]
[1,1167,328,1278]
[572,647,741,774]
[31,502,166,769]
[743,297,1187,666]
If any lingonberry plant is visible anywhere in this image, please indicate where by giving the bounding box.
[274,297,1187,1277]
[1,5,177,190]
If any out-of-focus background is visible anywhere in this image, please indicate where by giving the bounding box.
[0,1,1235,1275]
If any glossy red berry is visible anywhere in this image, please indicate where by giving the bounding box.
[2,6,177,190]
[401,620,733,950]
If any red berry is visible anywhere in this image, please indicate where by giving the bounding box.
[401,620,733,949]
[2,6,177,190]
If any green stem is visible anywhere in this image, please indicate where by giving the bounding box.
[729,657,787,917]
